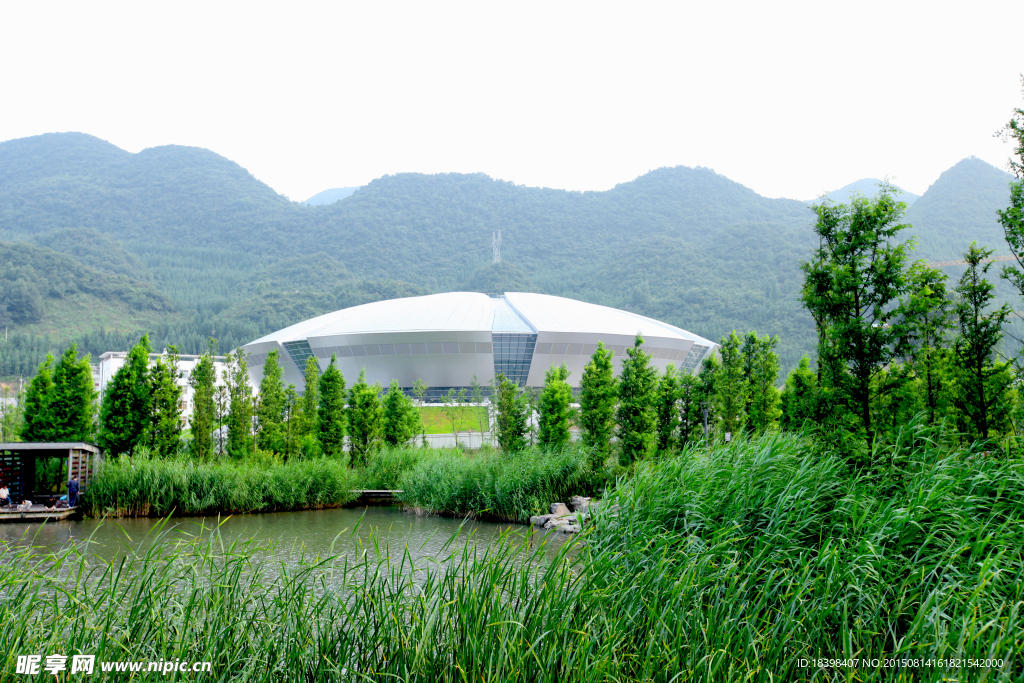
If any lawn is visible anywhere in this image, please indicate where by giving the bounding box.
[418,406,489,434]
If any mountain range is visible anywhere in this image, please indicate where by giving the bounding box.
[0,132,1018,379]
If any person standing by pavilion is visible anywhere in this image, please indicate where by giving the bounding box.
[67,475,80,507]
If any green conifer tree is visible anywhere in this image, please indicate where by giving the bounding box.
[676,371,702,448]
[98,335,153,456]
[256,350,286,454]
[493,372,529,453]
[696,354,719,439]
[282,384,299,462]
[148,347,183,457]
[317,355,347,458]
[655,363,680,453]
[743,331,782,433]
[901,264,954,425]
[952,243,1014,442]
[579,342,616,467]
[538,364,573,450]
[226,348,255,458]
[383,380,422,446]
[297,356,321,456]
[801,185,919,449]
[780,356,818,431]
[617,334,658,465]
[188,347,217,460]
[21,354,55,442]
[714,331,748,439]
[50,344,96,442]
[347,369,383,465]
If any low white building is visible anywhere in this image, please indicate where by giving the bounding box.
[97,351,229,421]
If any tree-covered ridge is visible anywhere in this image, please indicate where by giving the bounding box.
[0,130,1019,376]
[904,156,1015,261]
[0,240,175,326]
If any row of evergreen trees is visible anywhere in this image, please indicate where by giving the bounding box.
[491,330,783,471]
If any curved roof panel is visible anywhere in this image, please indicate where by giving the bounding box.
[249,292,495,344]
[503,292,712,344]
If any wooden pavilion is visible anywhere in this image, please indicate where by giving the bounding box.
[0,442,102,505]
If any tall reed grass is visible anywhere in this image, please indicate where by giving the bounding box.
[83,456,358,517]
[5,424,1020,681]
[397,445,591,521]
[353,445,439,490]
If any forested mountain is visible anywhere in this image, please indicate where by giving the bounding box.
[0,131,1019,379]
[903,157,1015,261]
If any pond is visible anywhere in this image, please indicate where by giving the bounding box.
[0,505,572,568]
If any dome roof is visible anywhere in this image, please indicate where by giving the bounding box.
[249,291,712,346]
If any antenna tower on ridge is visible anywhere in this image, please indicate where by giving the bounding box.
[492,229,502,264]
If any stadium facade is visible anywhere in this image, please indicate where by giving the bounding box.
[242,292,717,397]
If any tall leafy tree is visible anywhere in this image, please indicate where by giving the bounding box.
[0,385,25,442]
[347,369,383,465]
[383,380,422,446]
[50,344,96,442]
[714,331,748,439]
[695,353,718,439]
[743,332,782,433]
[579,342,616,467]
[901,264,954,425]
[801,185,917,448]
[298,355,321,450]
[493,372,529,453]
[655,363,680,453]
[617,334,657,466]
[148,347,183,457]
[538,363,573,450]
[256,350,286,454]
[952,243,1014,442]
[997,76,1024,340]
[98,335,152,456]
[188,346,218,460]
[225,348,255,458]
[282,384,299,462]
[318,355,347,458]
[676,371,702,448]
[21,354,55,442]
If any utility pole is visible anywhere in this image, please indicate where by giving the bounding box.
[492,229,501,264]
[701,401,711,440]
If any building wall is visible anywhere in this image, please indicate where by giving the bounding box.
[97,352,229,421]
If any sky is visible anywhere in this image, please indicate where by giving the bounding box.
[1,1,1022,202]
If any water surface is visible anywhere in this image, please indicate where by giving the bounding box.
[0,506,570,568]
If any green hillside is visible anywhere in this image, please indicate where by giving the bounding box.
[1,132,1020,379]
[904,157,1015,261]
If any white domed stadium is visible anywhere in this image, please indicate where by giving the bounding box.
[243,292,717,397]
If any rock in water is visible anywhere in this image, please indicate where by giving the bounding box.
[530,514,554,527]
[550,502,570,516]
[569,496,591,512]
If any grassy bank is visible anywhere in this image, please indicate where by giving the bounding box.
[417,406,489,434]
[4,426,1023,680]
[83,456,358,517]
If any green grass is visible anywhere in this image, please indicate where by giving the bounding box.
[6,423,1022,681]
[83,455,358,517]
[397,445,592,522]
[417,406,489,434]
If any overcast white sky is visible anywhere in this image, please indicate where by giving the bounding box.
[1,1,1022,202]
